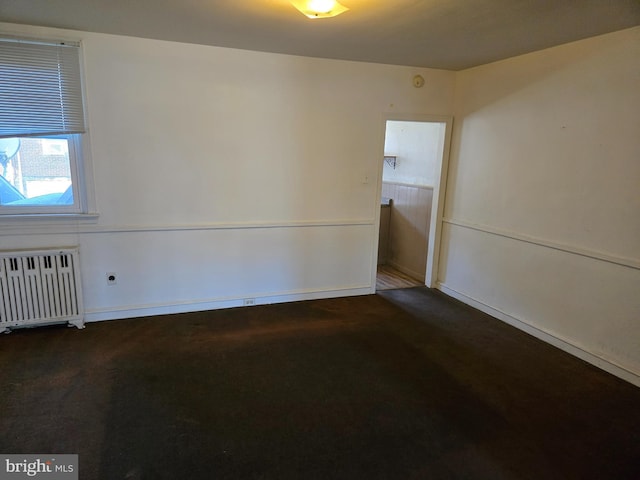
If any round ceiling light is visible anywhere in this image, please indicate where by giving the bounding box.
[290,0,349,18]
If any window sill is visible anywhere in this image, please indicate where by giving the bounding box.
[0,212,99,221]
[0,212,100,234]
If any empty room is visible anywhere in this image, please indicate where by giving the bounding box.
[1,1,639,478]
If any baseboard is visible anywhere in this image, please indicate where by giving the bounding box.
[437,283,640,388]
[387,261,426,283]
[84,285,372,323]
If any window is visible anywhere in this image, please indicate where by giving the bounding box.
[0,36,89,215]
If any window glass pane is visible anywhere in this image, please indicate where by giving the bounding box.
[0,136,74,207]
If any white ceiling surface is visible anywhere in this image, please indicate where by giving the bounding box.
[1,0,639,70]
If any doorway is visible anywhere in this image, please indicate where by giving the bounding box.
[373,114,452,291]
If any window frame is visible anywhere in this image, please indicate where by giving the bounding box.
[0,34,96,219]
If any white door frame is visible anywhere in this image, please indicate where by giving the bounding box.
[370,113,453,290]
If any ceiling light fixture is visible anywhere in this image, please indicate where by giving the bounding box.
[290,0,349,19]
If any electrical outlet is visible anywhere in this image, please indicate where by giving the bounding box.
[243,298,256,306]
[106,272,117,285]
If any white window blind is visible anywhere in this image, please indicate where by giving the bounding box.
[0,37,85,138]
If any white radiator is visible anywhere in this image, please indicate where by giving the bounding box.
[0,247,84,333]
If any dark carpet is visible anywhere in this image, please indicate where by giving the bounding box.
[0,287,638,479]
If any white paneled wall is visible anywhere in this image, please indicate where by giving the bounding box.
[381,182,433,281]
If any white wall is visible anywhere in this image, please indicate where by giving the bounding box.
[442,27,640,383]
[0,22,455,320]
[382,121,444,186]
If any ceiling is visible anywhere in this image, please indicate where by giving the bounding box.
[1,0,639,70]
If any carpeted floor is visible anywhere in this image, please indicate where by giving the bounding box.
[0,287,638,479]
